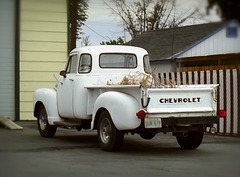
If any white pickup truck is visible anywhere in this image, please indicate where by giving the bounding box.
[33,45,223,151]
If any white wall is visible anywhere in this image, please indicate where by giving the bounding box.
[151,61,174,74]
[178,21,240,58]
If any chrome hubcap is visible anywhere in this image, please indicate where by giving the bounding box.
[39,109,47,130]
[100,118,112,144]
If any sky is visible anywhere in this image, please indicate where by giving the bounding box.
[78,0,221,46]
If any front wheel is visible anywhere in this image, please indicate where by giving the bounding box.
[37,104,57,137]
[176,129,203,149]
[97,110,124,151]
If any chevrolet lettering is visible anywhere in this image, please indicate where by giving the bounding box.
[159,97,201,103]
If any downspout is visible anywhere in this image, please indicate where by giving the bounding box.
[67,0,71,53]
[15,0,20,121]
[70,0,77,50]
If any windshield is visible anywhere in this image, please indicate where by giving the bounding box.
[143,55,151,74]
[99,53,137,68]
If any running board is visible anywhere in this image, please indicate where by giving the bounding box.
[54,121,81,127]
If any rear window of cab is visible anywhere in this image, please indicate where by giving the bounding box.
[99,53,137,68]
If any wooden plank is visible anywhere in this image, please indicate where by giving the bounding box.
[21,31,67,42]
[169,72,172,82]
[20,61,65,72]
[186,72,189,84]
[174,72,177,84]
[20,102,33,112]
[180,72,183,85]
[216,70,220,133]
[210,70,213,84]
[203,70,207,84]
[20,112,35,120]
[223,70,227,134]
[20,91,34,102]
[163,73,166,85]
[21,11,67,22]
[21,0,67,13]
[0,117,23,130]
[184,64,240,72]
[230,69,234,135]
[158,73,161,81]
[21,21,67,32]
[237,69,240,135]
[20,51,67,62]
[20,41,67,52]
[191,71,194,84]
[20,82,55,92]
[197,71,200,84]
[20,71,61,82]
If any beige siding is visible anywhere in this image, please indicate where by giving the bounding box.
[20,0,68,120]
[21,51,67,62]
[21,62,66,72]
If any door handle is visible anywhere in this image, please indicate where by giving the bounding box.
[69,78,74,81]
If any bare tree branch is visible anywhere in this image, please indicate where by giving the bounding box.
[105,0,199,39]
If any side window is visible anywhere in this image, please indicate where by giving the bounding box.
[79,54,92,73]
[143,55,151,74]
[66,55,78,74]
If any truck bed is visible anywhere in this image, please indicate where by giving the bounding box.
[85,84,218,118]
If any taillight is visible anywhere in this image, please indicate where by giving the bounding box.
[218,110,226,117]
[136,110,146,119]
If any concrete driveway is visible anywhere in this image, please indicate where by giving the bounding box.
[1,121,240,177]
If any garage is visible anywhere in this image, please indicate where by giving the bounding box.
[0,0,17,121]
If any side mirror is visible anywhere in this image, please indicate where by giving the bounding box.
[60,70,66,78]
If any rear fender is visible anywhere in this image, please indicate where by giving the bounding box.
[91,91,141,130]
[33,88,62,125]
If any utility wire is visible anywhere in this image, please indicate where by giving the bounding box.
[84,24,110,40]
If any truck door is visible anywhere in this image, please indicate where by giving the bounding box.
[57,54,78,118]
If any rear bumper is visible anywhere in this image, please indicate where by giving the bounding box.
[141,116,219,133]
[161,116,219,126]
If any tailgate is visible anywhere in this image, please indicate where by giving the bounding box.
[146,85,218,118]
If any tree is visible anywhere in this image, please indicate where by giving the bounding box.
[100,36,125,45]
[81,36,91,46]
[69,0,88,49]
[207,0,240,21]
[76,0,88,39]
[105,0,200,39]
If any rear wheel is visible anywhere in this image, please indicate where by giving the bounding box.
[176,129,203,149]
[37,105,57,137]
[97,110,124,151]
[140,132,156,140]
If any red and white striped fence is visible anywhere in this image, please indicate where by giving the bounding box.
[158,69,240,136]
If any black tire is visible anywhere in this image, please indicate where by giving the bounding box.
[37,104,57,137]
[176,129,204,149]
[97,110,124,151]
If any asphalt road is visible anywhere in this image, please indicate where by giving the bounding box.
[0,121,240,177]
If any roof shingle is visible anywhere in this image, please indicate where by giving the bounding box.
[127,21,226,61]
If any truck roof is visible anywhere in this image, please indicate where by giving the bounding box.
[70,45,148,55]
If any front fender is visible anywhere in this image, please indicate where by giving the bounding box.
[33,88,62,125]
[92,91,141,130]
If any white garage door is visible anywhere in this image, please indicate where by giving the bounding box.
[0,0,16,120]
